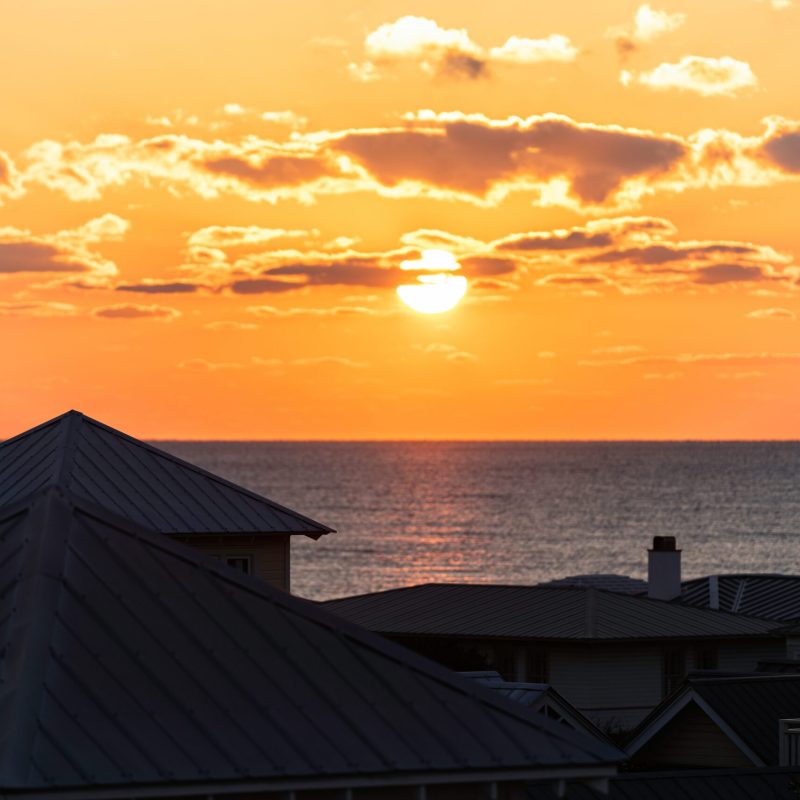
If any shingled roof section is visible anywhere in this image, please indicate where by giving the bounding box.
[679,575,800,621]
[0,487,621,796]
[323,583,782,641]
[0,410,332,538]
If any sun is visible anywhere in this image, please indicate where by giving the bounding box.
[396,250,469,314]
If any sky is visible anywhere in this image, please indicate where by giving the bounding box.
[2,0,800,439]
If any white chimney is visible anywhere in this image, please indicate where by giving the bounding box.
[648,536,682,601]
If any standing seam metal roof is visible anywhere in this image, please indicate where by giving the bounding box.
[0,410,333,537]
[0,486,622,793]
[323,583,783,640]
[680,575,800,621]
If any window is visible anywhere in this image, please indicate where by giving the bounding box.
[491,646,517,681]
[225,556,252,575]
[696,647,718,670]
[662,648,686,696]
[526,649,548,683]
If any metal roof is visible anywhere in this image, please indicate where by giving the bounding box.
[527,767,800,800]
[538,574,648,595]
[630,674,800,766]
[462,672,611,746]
[0,410,333,537]
[680,574,800,621]
[323,583,782,641]
[463,672,549,707]
[0,487,622,795]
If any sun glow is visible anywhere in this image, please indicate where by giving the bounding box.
[396,249,468,314]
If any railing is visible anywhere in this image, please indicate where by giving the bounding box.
[779,718,800,765]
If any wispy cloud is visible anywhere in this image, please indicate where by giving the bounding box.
[0,214,127,283]
[203,320,259,331]
[581,352,800,367]
[622,56,758,96]
[746,307,796,320]
[0,301,79,317]
[247,304,391,318]
[91,304,181,321]
[608,4,686,59]
[9,114,800,212]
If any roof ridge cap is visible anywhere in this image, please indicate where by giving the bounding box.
[55,410,83,490]
[0,487,72,783]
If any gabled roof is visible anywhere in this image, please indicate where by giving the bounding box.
[526,767,800,800]
[680,574,800,621]
[463,671,550,707]
[627,674,800,766]
[0,410,332,537]
[0,487,622,795]
[462,672,610,744]
[323,583,782,641]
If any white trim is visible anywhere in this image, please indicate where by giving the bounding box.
[626,689,765,766]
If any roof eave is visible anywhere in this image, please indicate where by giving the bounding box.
[0,765,620,799]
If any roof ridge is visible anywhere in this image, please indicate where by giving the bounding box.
[0,486,72,784]
[79,414,334,534]
[0,410,75,450]
[55,410,83,490]
[692,673,800,684]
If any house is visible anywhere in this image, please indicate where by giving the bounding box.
[463,671,611,745]
[626,673,800,769]
[0,410,333,591]
[0,483,623,799]
[323,583,786,730]
[545,537,800,635]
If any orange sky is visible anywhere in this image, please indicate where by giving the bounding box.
[2,0,800,439]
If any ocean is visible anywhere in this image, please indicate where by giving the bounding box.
[157,441,800,601]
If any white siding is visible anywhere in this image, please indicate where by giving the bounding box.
[716,639,785,671]
[544,638,786,732]
[547,644,662,731]
[168,533,290,591]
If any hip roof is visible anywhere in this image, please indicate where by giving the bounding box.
[0,410,333,537]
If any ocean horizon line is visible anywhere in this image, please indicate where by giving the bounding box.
[149,437,800,444]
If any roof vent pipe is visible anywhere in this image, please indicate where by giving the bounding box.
[648,536,682,601]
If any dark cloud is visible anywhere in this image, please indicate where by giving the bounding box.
[693,263,771,284]
[117,282,200,294]
[0,153,10,186]
[229,278,304,294]
[459,256,517,276]
[614,36,637,60]
[203,155,332,187]
[0,242,88,273]
[333,116,686,203]
[264,261,404,288]
[762,130,800,173]
[498,231,613,251]
[439,51,488,79]
[470,278,517,291]
[584,243,762,265]
[539,273,610,286]
[92,304,180,320]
